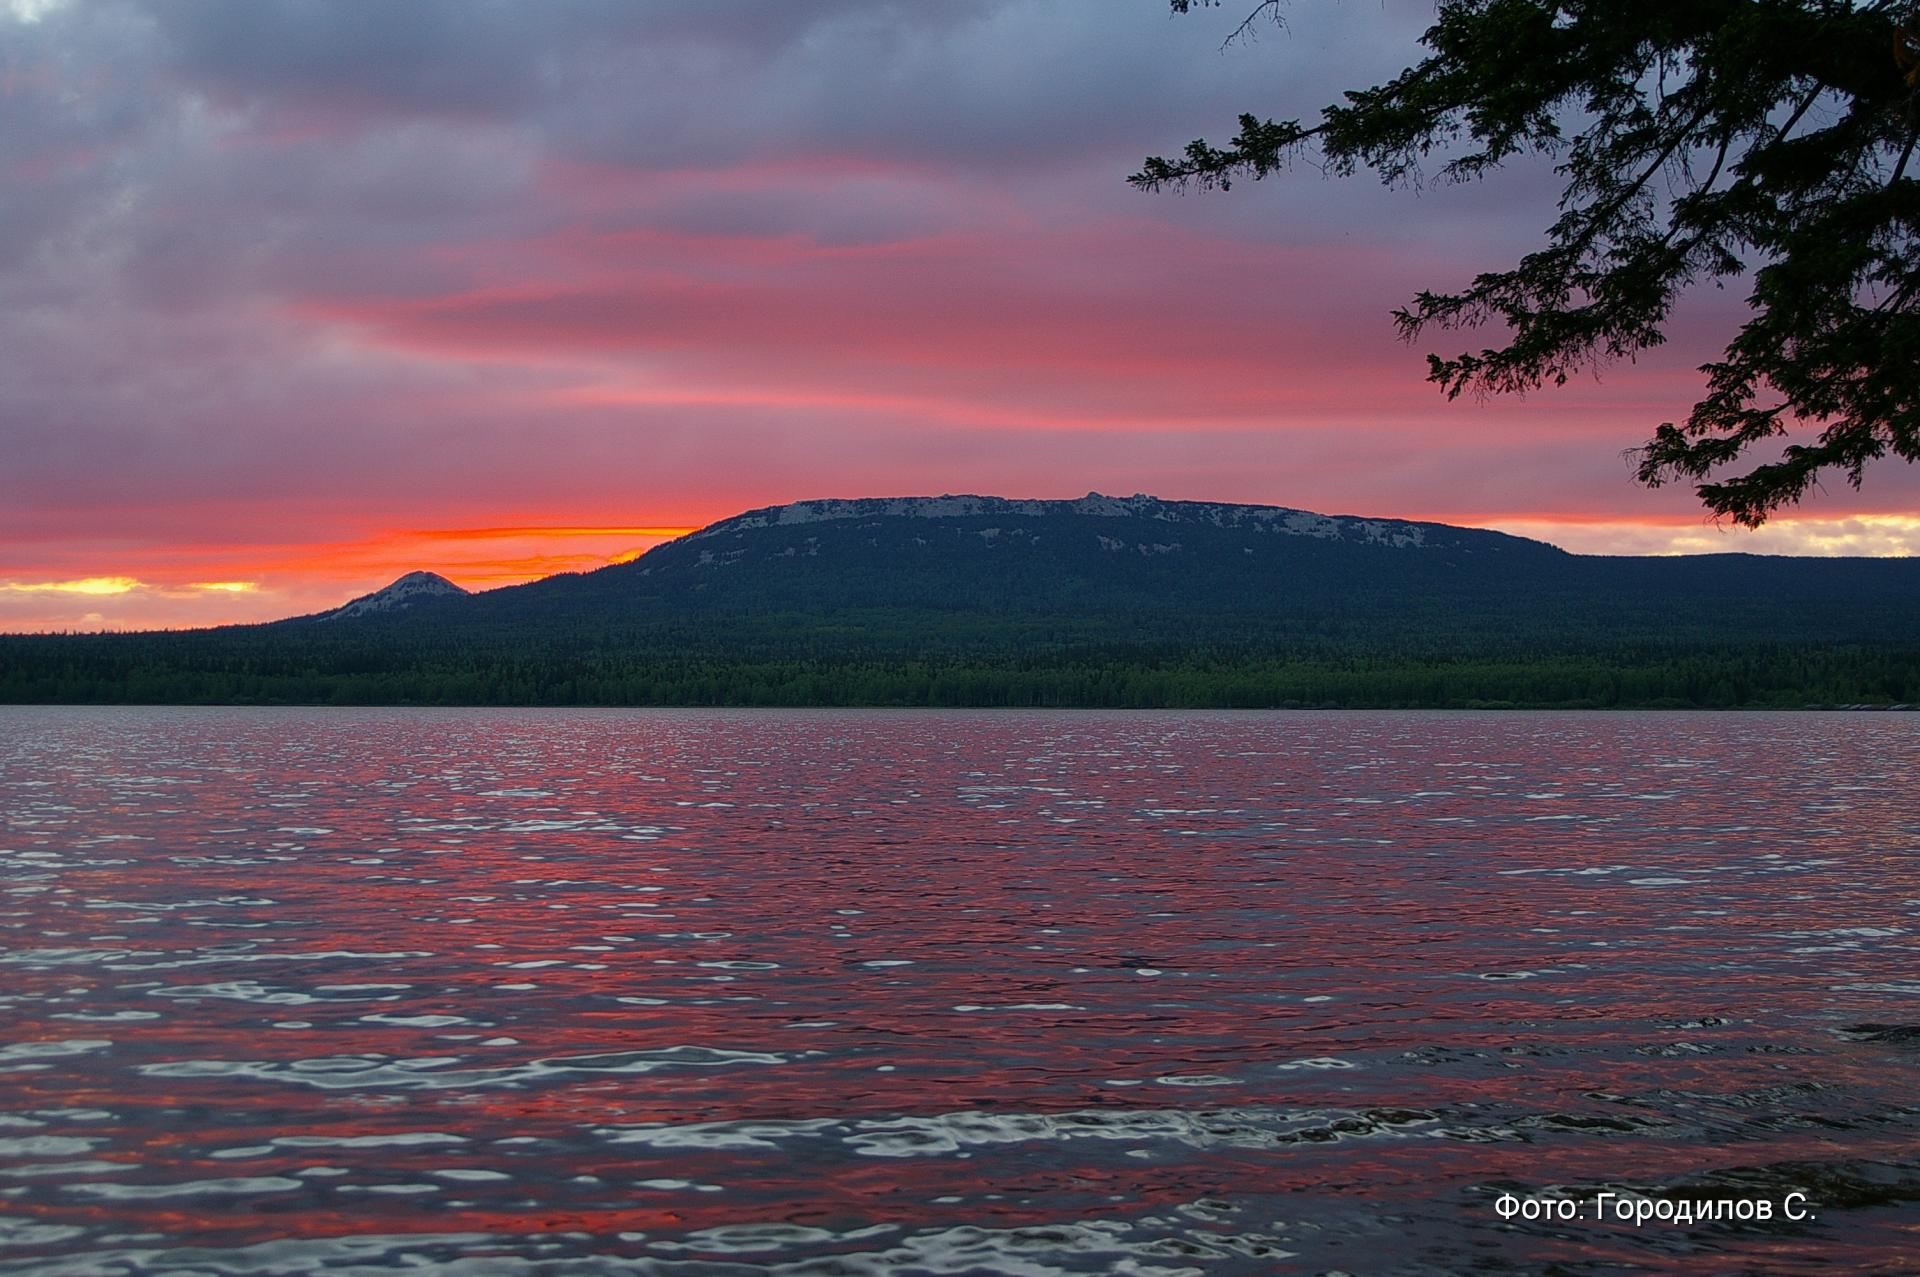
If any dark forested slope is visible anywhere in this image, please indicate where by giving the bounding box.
[4,494,1917,707]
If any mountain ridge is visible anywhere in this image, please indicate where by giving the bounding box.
[425,489,1570,631]
[682,492,1480,552]
[5,491,1918,708]
[285,491,1906,642]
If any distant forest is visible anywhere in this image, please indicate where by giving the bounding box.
[10,498,1920,710]
[4,620,1913,710]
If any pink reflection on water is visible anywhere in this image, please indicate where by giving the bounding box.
[0,708,1916,1272]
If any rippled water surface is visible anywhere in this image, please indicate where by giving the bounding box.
[2,707,1917,1275]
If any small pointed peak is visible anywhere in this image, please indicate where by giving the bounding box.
[318,570,468,621]
[388,570,463,591]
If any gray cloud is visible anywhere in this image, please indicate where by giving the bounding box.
[3,0,1898,624]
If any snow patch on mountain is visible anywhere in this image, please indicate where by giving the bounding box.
[319,571,468,621]
[693,493,1431,548]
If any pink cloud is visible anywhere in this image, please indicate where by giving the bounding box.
[6,1,1915,633]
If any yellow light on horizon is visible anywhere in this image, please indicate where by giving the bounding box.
[2,576,144,595]
[190,581,259,593]
[1485,513,1920,558]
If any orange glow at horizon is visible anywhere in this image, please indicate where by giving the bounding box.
[8,510,1920,634]
[0,523,703,632]
[404,525,700,541]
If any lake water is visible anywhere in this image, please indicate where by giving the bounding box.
[1,707,1916,1275]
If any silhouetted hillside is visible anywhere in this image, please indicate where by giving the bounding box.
[4,494,1917,707]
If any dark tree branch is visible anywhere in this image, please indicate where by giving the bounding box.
[1143,0,1920,526]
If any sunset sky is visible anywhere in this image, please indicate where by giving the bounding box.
[5,0,1918,631]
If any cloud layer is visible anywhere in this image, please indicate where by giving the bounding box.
[3,0,1913,629]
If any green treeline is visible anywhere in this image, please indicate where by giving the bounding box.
[2,630,1913,709]
[8,527,1920,711]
